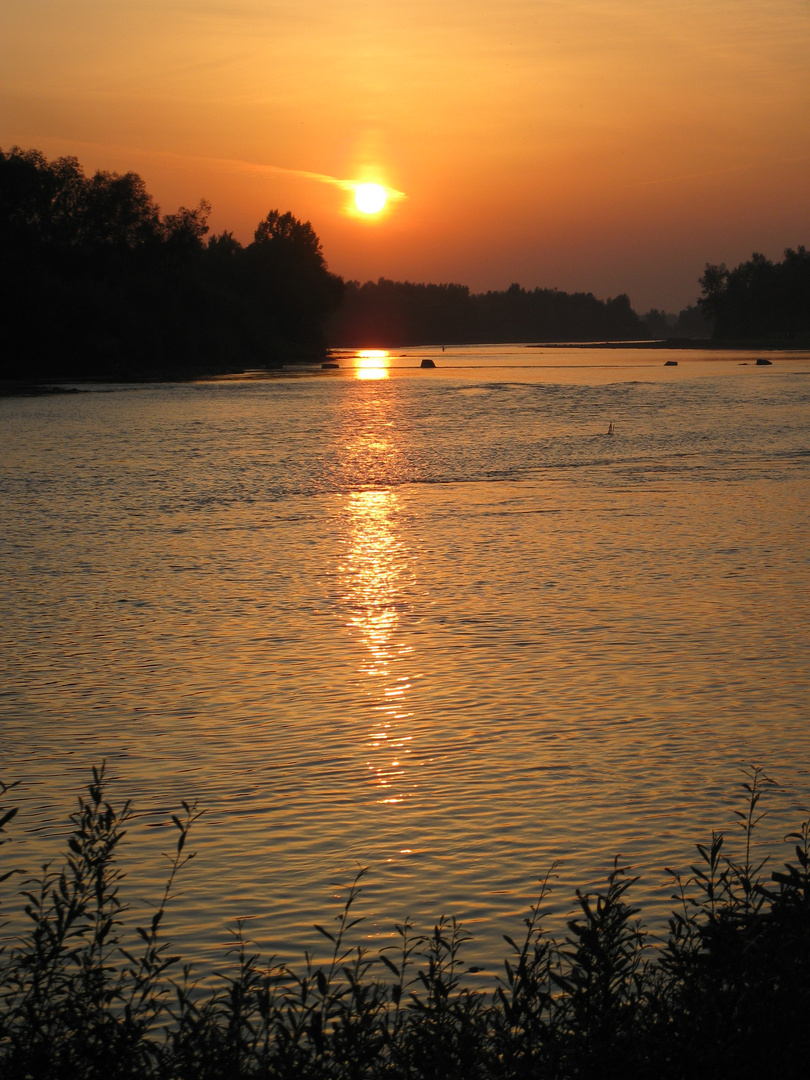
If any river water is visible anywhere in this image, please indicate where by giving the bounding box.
[2,345,809,978]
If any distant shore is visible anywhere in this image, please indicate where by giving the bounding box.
[0,367,249,398]
[4,338,809,398]
[529,336,810,350]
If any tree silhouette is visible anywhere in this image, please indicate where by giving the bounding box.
[246,210,343,358]
[0,147,343,380]
[253,209,325,264]
[162,200,211,250]
[700,248,810,340]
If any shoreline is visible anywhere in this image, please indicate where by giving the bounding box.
[4,338,809,397]
[527,336,810,350]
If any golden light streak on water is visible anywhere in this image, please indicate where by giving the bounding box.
[338,387,414,804]
[342,488,416,806]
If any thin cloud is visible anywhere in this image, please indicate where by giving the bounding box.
[51,140,407,200]
[231,158,407,200]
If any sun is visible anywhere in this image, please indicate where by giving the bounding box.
[354,184,387,215]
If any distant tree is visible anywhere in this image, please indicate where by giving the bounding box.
[253,209,325,265]
[0,147,85,248]
[777,246,810,338]
[206,230,243,259]
[162,199,211,250]
[700,248,809,339]
[673,303,713,339]
[642,308,674,338]
[246,210,343,357]
[203,230,244,291]
[603,294,643,338]
[81,169,163,250]
[698,262,729,321]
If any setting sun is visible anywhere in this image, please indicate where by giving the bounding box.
[354,184,387,215]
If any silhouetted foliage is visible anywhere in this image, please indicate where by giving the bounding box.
[672,302,713,339]
[700,246,810,341]
[245,211,345,357]
[2,766,808,1079]
[641,307,674,339]
[0,147,343,380]
[327,278,648,347]
[641,304,713,340]
[7,146,801,378]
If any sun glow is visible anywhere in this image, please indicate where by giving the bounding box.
[356,349,389,380]
[354,184,387,214]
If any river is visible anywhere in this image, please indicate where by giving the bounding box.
[2,344,809,978]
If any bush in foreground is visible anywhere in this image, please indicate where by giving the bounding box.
[1,766,808,1079]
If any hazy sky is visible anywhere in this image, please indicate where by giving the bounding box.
[3,0,809,311]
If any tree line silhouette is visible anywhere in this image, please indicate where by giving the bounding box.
[327,280,653,347]
[2,146,806,382]
[326,281,716,348]
[0,147,343,380]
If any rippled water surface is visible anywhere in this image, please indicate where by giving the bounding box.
[2,346,810,976]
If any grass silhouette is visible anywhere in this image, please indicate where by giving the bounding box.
[1,765,808,1078]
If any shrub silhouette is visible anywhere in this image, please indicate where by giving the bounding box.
[1,765,808,1078]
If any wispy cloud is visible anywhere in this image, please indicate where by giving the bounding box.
[53,139,407,200]
[223,157,407,200]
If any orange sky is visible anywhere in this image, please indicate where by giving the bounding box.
[2,0,809,311]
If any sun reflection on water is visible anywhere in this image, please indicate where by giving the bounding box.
[355,349,390,380]
[342,487,416,804]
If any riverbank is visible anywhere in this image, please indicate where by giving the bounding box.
[0,366,251,398]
